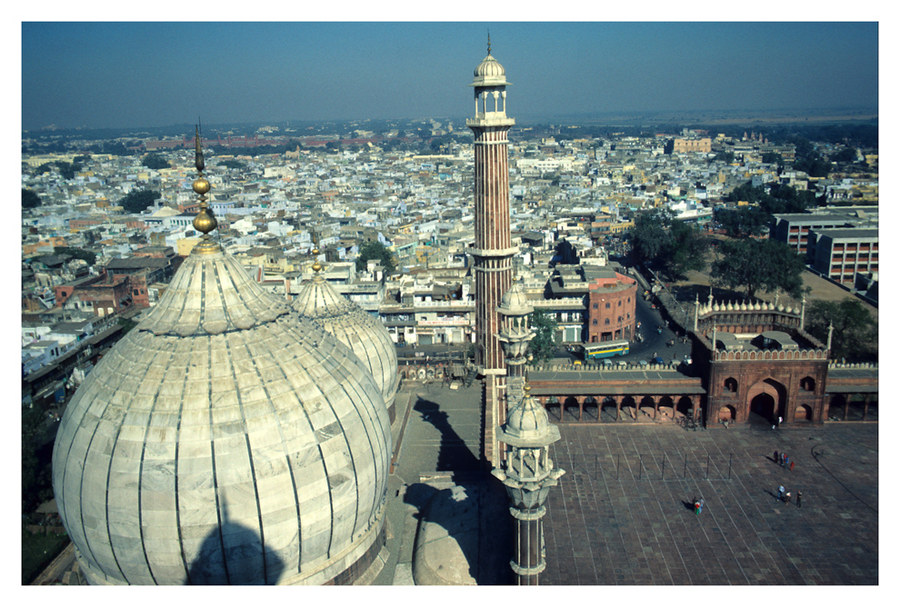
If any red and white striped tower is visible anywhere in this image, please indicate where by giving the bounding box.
[467,38,517,466]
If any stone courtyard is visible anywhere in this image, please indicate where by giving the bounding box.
[379,381,878,586]
[542,421,878,584]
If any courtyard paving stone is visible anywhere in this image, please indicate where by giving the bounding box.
[542,422,878,585]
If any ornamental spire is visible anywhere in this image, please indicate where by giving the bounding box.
[191,124,220,254]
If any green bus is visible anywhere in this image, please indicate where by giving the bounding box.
[583,340,630,360]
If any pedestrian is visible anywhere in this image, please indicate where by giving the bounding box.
[785,491,791,504]
[778,416,783,427]
[777,485,785,501]
[790,460,795,472]
[785,455,790,468]
[774,450,779,463]
[694,500,701,515]
[699,498,705,514]
[797,491,802,508]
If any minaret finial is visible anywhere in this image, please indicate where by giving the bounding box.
[487,32,491,55]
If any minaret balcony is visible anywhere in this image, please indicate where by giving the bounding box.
[467,114,515,128]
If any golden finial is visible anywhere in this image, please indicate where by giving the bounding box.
[191,123,220,253]
[487,32,491,55]
[311,248,324,274]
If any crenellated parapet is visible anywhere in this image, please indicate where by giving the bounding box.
[695,297,802,335]
[712,348,829,362]
[828,361,878,370]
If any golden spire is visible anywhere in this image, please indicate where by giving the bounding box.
[487,32,491,55]
[191,124,220,254]
[311,248,324,274]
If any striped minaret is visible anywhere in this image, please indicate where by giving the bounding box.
[467,38,517,467]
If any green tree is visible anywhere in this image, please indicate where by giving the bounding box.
[142,153,170,170]
[629,211,708,281]
[356,240,396,274]
[119,189,161,214]
[806,298,877,362]
[529,310,558,363]
[711,238,805,299]
[551,239,579,266]
[22,404,52,512]
[22,188,41,209]
[54,246,97,266]
[714,150,734,163]
[217,159,246,170]
[830,147,859,164]
[761,152,782,164]
[713,205,770,238]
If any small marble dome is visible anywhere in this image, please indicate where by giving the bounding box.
[497,279,532,316]
[292,269,399,419]
[500,387,560,448]
[472,43,509,87]
[52,248,391,585]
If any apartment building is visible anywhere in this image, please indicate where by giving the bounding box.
[807,227,878,287]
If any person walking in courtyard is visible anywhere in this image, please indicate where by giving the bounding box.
[785,491,792,503]
[797,491,802,508]
[774,450,779,463]
[790,460,795,472]
[777,485,785,501]
[785,454,790,469]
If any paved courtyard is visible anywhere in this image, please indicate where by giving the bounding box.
[542,421,878,585]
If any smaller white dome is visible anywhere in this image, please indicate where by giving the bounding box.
[499,388,560,448]
[471,44,509,88]
[497,280,532,316]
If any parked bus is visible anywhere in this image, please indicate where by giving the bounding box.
[582,340,630,360]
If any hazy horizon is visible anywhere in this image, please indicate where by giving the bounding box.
[21,22,878,132]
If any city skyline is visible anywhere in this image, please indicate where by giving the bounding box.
[21,21,878,131]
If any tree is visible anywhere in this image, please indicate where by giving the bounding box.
[713,205,769,238]
[356,240,396,274]
[119,189,161,214]
[805,299,877,362]
[714,150,734,164]
[142,153,170,170]
[217,159,246,170]
[711,238,805,299]
[22,189,41,209]
[830,147,859,164]
[54,246,97,266]
[550,239,579,266]
[529,310,558,363]
[629,211,708,281]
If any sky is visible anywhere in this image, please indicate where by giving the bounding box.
[19,17,880,131]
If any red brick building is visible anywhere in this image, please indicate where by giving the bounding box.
[586,270,637,343]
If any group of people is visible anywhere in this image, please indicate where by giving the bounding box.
[693,498,705,515]
[774,450,801,506]
[774,450,795,471]
[776,484,802,507]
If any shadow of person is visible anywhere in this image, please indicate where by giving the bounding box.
[682,500,696,511]
[187,500,285,585]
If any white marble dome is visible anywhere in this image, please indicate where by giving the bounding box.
[292,271,399,418]
[51,247,391,585]
[472,51,508,87]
